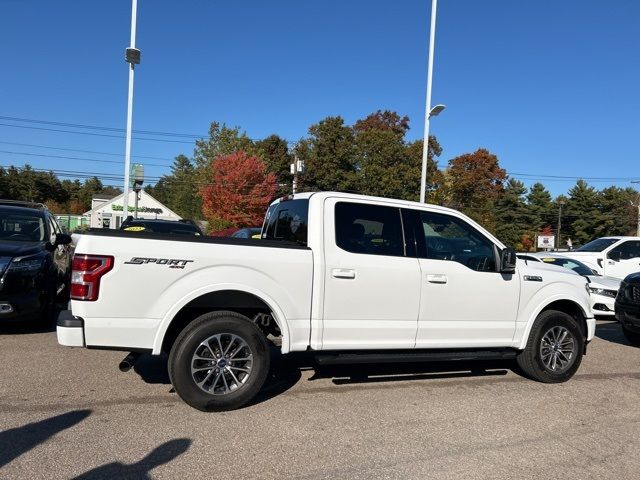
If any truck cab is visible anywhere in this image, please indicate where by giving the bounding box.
[570,237,640,279]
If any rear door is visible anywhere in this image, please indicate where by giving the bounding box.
[320,199,421,349]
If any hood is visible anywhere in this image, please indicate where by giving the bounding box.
[623,272,640,284]
[566,251,601,259]
[518,258,588,289]
[518,258,580,276]
[586,275,621,290]
[0,241,44,258]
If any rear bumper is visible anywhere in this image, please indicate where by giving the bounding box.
[57,310,85,347]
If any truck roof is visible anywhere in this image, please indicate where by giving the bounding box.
[289,191,461,216]
[285,191,506,249]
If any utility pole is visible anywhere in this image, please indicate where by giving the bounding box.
[557,200,565,250]
[632,181,640,236]
[122,0,140,221]
[290,155,305,194]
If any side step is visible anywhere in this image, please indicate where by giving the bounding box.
[314,348,517,366]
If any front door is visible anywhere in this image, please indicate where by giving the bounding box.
[404,209,520,348]
[606,241,640,279]
[321,199,421,350]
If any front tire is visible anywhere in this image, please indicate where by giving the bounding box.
[168,310,270,411]
[517,310,584,383]
[622,326,640,347]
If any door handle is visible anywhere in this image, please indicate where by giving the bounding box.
[426,274,448,284]
[332,268,356,279]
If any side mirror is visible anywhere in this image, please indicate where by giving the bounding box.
[54,233,72,246]
[608,250,622,262]
[500,247,517,273]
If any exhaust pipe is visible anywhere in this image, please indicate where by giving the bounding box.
[119,352,141,372]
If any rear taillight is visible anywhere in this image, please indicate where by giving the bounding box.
[70,254,114,301]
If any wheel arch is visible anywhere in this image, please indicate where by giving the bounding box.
[153,285,290,355]
[517,297,590,350]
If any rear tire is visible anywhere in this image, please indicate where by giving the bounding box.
[622,326,640,347]
[168,310,270,411]
[516,310,584,383]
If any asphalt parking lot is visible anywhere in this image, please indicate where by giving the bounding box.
[1,320,639,480]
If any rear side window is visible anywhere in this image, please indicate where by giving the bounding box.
[335,202,404,257]
[262,199,309,245]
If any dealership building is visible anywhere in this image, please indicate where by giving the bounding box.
[83,190,181,229]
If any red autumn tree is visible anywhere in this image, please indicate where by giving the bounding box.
[200,151,277,232]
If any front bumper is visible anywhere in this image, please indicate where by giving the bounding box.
[57,310,85,347]
[590,294,616,316]
[615,301,640,333]
[0,291,44,321]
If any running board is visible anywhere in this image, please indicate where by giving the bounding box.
[314,348,517,366]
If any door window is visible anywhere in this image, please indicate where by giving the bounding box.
[335,202,404,257]
[413,211,497,272]
[609,241,640,260]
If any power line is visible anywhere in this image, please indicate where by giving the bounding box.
[0,141,175,162]
[511,172,639,182]
[0,123,194,144]
[0,115,296,144]
[0,115,206,139]
[0,150,173,168]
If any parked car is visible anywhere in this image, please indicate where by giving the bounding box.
[517,252,621,317]
[615,272,640,346]
[57,192,594,411]
[0,200,72,323]
[231,227,261,239]
[569,237,640,279]
[120,217,203,236]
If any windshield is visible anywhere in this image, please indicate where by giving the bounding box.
[0,209,46,242]
[539,257,595,276]
[576,238,618,252]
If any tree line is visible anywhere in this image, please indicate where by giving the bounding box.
[1,110,638,248]
[0,165,121,214]
[145,110,638,248]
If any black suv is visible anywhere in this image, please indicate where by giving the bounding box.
[0,200,72,323]
[615,272,640,347]
[120,217,203,236]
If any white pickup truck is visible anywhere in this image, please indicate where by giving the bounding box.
[568,237,640,279]
[58,192,595,411]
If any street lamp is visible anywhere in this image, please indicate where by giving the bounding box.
[420,0,444,204]
[557,200,565,250]
[122,0,140,223]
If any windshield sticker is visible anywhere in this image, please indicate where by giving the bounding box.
[541,258,556,262]
[123,226,146,232]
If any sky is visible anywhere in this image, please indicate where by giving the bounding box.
[0,0,639,196]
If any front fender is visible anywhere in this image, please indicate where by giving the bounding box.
[514,281,593,350]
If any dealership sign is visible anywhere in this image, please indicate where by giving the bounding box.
[112,205,163,214]
[537,235,555,249]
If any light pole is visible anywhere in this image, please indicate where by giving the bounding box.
[420,0,445,203]
[122,0,141,222]
[557,200,565,250]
